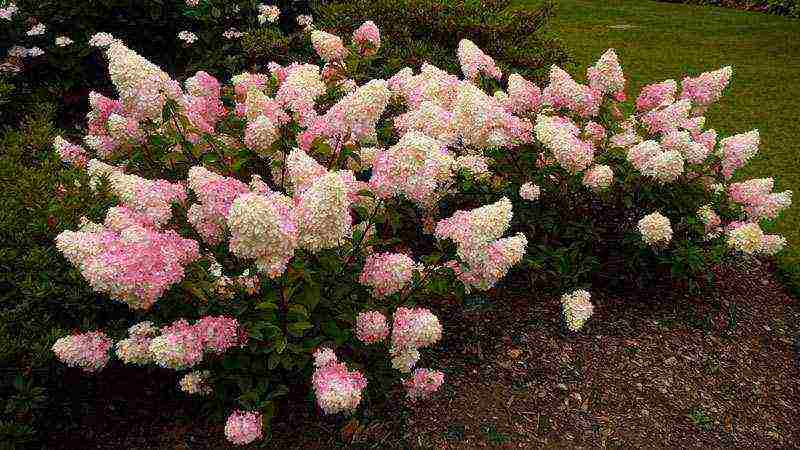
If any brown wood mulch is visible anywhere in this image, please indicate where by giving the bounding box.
[45,258,799,449]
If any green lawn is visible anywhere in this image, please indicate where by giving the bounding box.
[516,0,800,289]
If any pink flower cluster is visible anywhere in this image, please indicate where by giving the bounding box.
[680,66,732,113]
[187,166,250,244]
[55,207,199,310]
[53,136,88,168]
[310,30,348,62]
[728,178,792,220]
[456,39,502,81]
[52,331,112,372]
[355,311,390,344]
[359,252,417,297]
[586,49,626,101]
[534,115,594,173]
[542,66,601,118]
[225,410,263,446]
[626,140,684,183]
[148,316,245,369]
[115,321,158,365]
[435,198,527,291]
[312,349,367,414]
[353,21,380,56]
[404,368,444,402]
[389,307,442,372]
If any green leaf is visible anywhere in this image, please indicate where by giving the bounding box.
[288,321,312,337]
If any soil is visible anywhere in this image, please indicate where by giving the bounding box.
[42,258,800,449]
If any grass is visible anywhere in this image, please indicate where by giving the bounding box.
[513,0,800,290]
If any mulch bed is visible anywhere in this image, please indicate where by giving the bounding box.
[43,258,800,449]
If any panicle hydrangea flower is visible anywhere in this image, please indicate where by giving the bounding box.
[101,168,186,226]
[115,335,154,366]
[52,331,112,372]
[231,72,269,99]
[404,368,444,402]
[55,36,74,47]
[561,289,594,332]
[194,316,245,354]
[728,178,792,220]
[187,166,249,244]
[222,28,244,40]
[534,115,594,173]
[390,307,442,353]
[27,23,46,36]
[542,66,601,117]
[179,370,212,395]
[311,351,367,415]
[299,79,391,150]
[104,40,182,121]
[455,232,528,292]
[586,49,626,99]
[694,128,718,153]
[225,410,263,446]
[583,121,606,144]
[456,39,502,81]
[660,130,710,165]
[520,182,540,201]
[435,197,513,250]
[297,14,314,30]
[295,172,353,252]
[55,208,200,310]
[641,99,692,134]
[455,155,490,178]
[680,66,732,111]
[353,21,380,56]
[178,31,198,44]
[638,212,673,246]
[391,348,421,373]
[758,234,787,256]
[148,319,204,369]
[627,140,684,183]
[89,32,117,48]
[369,131,454,206]
[389,63,462,110]
[359,252,416,298]
[582,164,613,191]
[227,191,298,277]
[284,148,328,193]
[257,4,280,24]
[449,82,532,150]
[505,73,541,115]
[726,221,764,254]
[720,129,759,178]
[636,79,677,112]
[310,30,348,62]
[53,136,88,168]
[275,63,326,126]
[697,204,722,235]
[355,311,390,344]
[313,348,338,368]
[393,100,454,143]
[0,3,18,20]
[244,114,279,154]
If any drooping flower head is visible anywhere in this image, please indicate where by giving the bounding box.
[353,21,380,56]
[587,49,626,100]
[359,252,416,297]
[404,368,444,401]
[457,39,502,81]
[561,289,594,332]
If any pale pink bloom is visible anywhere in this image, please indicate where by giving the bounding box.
[641,99,691,134]
[227,192,298,276]
[583,121,606,144]
[52,331,112,372]
[454,155,490,177]
[533,114,594,173]
[312,353,367,414]
[720,129,759,178]
[758,234,787,256]
[353,21,380,56]
[519,182,540,201]
[390,307,442,352]
[225,411,263,445]
[449,82,532,149]
[295,172,353,252]
[505,73,541,114]
[311,29,348,62]
[638,212,673,246]
[635,79,677,112]
[393,100,454,142]
[542,66,601,118]
[359,252,416,297]
[582,164,613,191]
[680,66,732,110]
[257,4,280,24]
[587,49,626,98]
[726,221,763,254]
[53,136,88,168]
[457,39,502,81]
[404,368,444,401]
[0,3,18,20]
[148,319,204,369]
[561,289,593,332]
[178,31,198,44]
[355,311,390,344]
[697,204,722,236]
[391,348,420,373]
[186,166,249,244]
[728,178,792,220]
[194,316,246,354]
[179,370,212,395]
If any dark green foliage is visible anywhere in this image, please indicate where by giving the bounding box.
[311,0,568,82]
[657,0,800,17]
